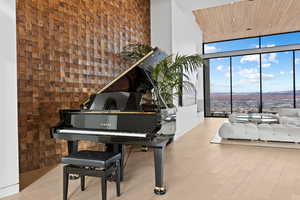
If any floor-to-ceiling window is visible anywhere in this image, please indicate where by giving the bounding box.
[204,31,300,117]
[232,55,260,113]
[209,58,231,115]
[261,52,294,112]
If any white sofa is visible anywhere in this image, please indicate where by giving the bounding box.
[277,108,300,126]
[219,109,300,142]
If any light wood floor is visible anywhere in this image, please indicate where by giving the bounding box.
[4,118,300,200]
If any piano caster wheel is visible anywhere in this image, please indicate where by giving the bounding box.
[141,146,149,152]
[154,187,166,195]
[69,174,80,180]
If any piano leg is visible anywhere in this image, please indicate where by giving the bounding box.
[153,146,166,195]
[106,144,125,181]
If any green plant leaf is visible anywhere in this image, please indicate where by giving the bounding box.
[119,43,203,107]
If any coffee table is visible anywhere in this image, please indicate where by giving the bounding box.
[229,113,279,124]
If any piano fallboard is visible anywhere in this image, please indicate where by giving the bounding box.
[59,110,162,134]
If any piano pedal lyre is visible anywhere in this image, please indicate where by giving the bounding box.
[69,174,80,180]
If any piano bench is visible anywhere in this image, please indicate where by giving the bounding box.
[62,150,121,200]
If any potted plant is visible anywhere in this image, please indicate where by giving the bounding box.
[119,43,203,107]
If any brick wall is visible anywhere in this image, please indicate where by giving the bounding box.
[16,0,150,173]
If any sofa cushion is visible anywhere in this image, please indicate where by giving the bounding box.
[279,116,300,127]
[271,124,294,141]
[219,122,259,140]
[218,121,232,139]
[297,110,300,118]
[257,124,273,140]
[278,108,299,117]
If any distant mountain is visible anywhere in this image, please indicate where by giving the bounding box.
[212,90,300,96]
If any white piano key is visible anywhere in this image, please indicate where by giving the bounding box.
[57,129,147,138]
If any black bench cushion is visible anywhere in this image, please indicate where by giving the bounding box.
[62,150,121,168]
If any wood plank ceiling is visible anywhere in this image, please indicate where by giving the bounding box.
[193,0,300,43]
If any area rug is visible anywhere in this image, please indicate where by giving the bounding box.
[211,131,300,150]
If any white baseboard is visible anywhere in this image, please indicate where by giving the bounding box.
[0,183,19,198]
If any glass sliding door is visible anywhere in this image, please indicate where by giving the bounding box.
[232,55,260,113]
[209,58,231,116]
[261,51,294,112]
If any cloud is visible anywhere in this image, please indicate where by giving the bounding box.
[240,53,279,65]
[262,73,275,79]
[240,78,260,84]
[262,53,279,64]
[245,73,260,79]
[266,44,276,48]
[216,65,224,71]
[225,72,231,78]
[239,68,258,75]
[296,58,300,65]
[240,55,259,63]
[262,63,271,68]
[268,53,279,63]
[205,45,217,53]
[279,71,293,75]
[238,67,274,83]
[239,68,260,82]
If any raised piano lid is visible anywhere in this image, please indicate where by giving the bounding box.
[82,48,168,109]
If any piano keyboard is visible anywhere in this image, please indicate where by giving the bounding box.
[57,129,147,138]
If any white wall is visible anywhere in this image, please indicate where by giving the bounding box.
[171,0,204,139]
[151,0,173,54]
[0,0,19,198]
[151,0,237,139]
[172,1,202,55]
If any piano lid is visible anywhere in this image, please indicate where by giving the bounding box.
[96,48,167,95]
[82,48,168,108]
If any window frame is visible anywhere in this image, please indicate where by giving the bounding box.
[204,49,300,117]
[204,31,300,54]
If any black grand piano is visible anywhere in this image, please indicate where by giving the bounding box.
[51,48,176,195]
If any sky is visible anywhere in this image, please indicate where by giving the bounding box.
[206,32,300,93]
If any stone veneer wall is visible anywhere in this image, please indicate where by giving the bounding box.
[16,0,150,173]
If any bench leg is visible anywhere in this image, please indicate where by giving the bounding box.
[106,144,125,181]
[67,141,80,180]
[116,160,121,197]
[63,167,69,200]
[80,175,85,191]
[101,178,107,200]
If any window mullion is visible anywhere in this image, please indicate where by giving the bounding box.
[293,51,296,108]
[259,54,263,113]
[230,57,233,114]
